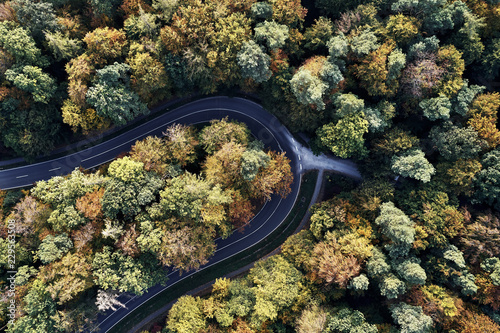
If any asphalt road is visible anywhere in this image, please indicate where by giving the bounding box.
[0,97,360,332]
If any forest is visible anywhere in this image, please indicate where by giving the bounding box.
[0,0,499,332]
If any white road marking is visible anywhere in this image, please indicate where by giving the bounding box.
[300,164,302,171]
[49,167,61,171]
[16,175,28,178]
[298,155,301,161]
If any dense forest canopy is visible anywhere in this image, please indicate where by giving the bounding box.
[0,0,500,332]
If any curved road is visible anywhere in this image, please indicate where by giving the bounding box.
[0,97,360,333]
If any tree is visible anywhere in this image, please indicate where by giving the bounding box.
[124,11,158,40]
[435,158,481,196]
[333,93,364,117]
[290,68,327,110]
[430,124,486,160]
[32,169,106,207]
[47,205,87,232]
[303,17,334,52]
[199,118,250,155]
[102,172,163,219]
[391,150,435,183]
[37,233,73,264]
[5,66,56,104]
[474,149,500,210]
[127,48,169,104]
[251,2,273,20]
[316,113,369,159]
[353,41,400,97]
[8,280,59,333]
[11,0,59,41]
[390,303,433,333]
[108,156,145,182]
[160,172,232,224]
[167,296,206,333]
[480,37,500,80]
[92,246,166,295]
[44,31,81,61]
[451,80,484,116]
[89,0,121,18]
[163,123,199,167]
[7,195,49,235]
[460,211,500,265]
[326,307,378,333]
[75,188,105,221]
[248,255,302,327]
[296,305,327,333]
[83,27,127,65]
[375,202,415,258]
[419,94,452,121]
[86,62,149,125]
[40,252,93,304]
[0,22,44,66]
[237,40,272,83]
[467,92,500,149]
[311,241,361,288]
[240,146,270,181]
[386,14,420,45]
[95,289,126,312]
[248,151,293,200]
[350,29,379,57]
[254,20,289,50]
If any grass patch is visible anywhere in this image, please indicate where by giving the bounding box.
[109,170,319,333]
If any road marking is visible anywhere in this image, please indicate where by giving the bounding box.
[295,145,298,150]
[298,155,301,161]
[49,167,61,171]
[300,164,302,171]
[16,175,28,178]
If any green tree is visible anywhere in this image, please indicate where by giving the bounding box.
[32,168,105,207]
[237,40,272,83]
[316,113,369,159]
[47,205,86,232]
[167,295,206,333]
[44,31,82,61]
[248,255,302,327]
[92,246,166,295]
[375,202,415,258]
[391,150,435,183]
[350,29,379,57]
[5,66,56,104]
[107,156,145,183]
[240,144,270,181]
[290,68,328,110]
[251,2,273,20]
[333,93,365,117]
[12,0,60,41]
[37,233,73,264]
[390,303,433,333]
[254,20,289,50]
[86,62,149,125]
[326,307,378,333]
[8,280,59,333]
[474,149,500,210]
[429,124,487,160]
[419,94,452,121]
[102,172,163,219]
[0,22,45,66]
[303,17,334,52]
